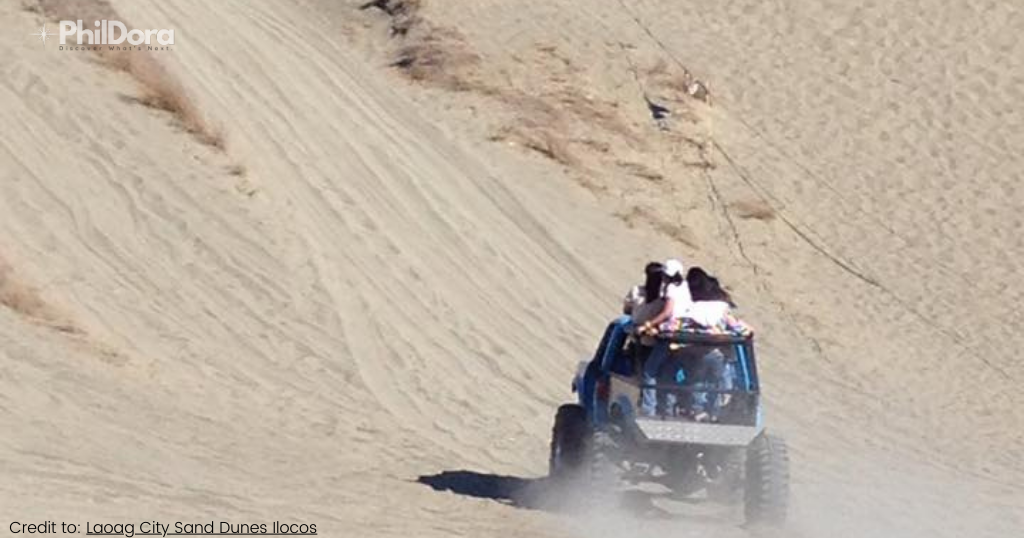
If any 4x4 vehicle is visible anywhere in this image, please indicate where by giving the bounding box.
[548,316,789,525]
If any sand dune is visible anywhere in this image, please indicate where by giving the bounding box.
[1,0,1021,537]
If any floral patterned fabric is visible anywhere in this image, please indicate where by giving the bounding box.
[662,312,754,337]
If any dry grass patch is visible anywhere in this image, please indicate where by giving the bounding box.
[535,43,579,72]
[491,126,577,167]
[360,0,422,35]
[730,199,777,221]
[0,257,79,333]
[651,218,699,249]
[117,56,223,147]
[371,7,642,173]
[36,0,222,148]
[574,138,611,154]
[680,159,715,170]
[522,130,576,166]
[645,58,670,78]
[617,160,664,182]
[0,261,49,320]
[555,90,637,141]
[618,207,699,249]
[392,27,481,91]
[370,0,481,90]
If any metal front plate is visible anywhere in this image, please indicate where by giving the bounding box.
[635,418,763,446]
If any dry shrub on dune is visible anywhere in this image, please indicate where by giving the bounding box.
[645,58,670,78]
[363,0,482,91]
[392,28,481,92]
[35,0,222,147]
[0,257,78,333]
[617,160,664,182]
[363,3,670,178]
[490,126,577,167]
[360,0,422,35]
[521,130,576,166]
[618,207,699,249]
[554,90,636,141]
[0,260,49,319]
[731,199,777,221]
[115,55,223,147]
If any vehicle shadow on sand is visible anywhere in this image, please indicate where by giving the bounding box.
[416,469,736,525]
[416,470,550,510]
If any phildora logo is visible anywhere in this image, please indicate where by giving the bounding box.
[32,20,175,49]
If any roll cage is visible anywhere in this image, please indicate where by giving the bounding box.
[578,316,761,424]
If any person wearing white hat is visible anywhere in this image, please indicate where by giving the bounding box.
[662,258,693,320]
[638,258,694,416]
[637,258,692,333]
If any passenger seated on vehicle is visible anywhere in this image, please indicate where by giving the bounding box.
[686,266,734,305]
[637,259,699,417]
[639,258,692,333]
[623,261,665,315]
[689,347,728,422]
[630,262,666,345]
[629,264,670,416]
[658,345,728,422]
[679,268,742,421]
[661,346,699,417]
[655,265,751,334]
[616,340,641,377]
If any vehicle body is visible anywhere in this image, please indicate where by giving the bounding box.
[549,316,789,525]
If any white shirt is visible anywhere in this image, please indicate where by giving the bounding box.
[684,301,731,327]
[665,282,693,319]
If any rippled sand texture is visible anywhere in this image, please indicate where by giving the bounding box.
[2,1,1021,538]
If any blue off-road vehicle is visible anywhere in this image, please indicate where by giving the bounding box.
[548,316,789,525]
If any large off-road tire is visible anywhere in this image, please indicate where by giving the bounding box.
[588,429,620,487]
[744,433,790,526]
[548,404,588,481]
[706,448,746,505]
[664,449,703,497]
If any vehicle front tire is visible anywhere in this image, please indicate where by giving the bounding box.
[744,433,789,526]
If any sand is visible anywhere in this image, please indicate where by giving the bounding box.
[1,0,1021,537]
